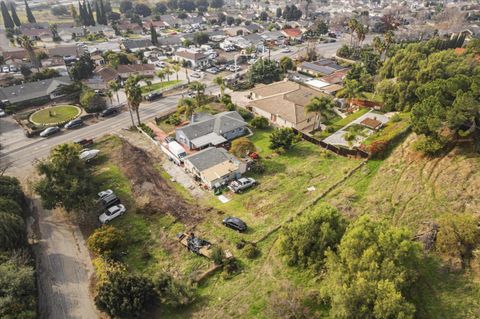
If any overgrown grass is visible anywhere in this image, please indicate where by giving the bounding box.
[362,112,410,146]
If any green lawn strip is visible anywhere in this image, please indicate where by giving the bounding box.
[30,105,80,124]
[141,80,181,94]
[314,108,371,139]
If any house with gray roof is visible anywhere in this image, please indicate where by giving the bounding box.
[176,111,248,150]
[0,76,73,109]
[297,59,347,77]
[183,147,247,189]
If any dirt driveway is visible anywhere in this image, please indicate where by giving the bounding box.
[33,199,98,319]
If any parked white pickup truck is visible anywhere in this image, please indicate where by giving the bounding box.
[228,178,256,193]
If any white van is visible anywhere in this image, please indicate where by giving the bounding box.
[168,141,187,161]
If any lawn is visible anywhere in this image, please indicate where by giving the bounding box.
[195,128,361,244]
[362,112,410,147]
[29,105,81,125]
[141,80,181,94]
[314,108,370,139]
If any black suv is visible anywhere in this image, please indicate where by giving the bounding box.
[64,118,83,129]
[222,217,247,232]
[100,194,121,208]
[145,92,163,102]
[100,108,119,117]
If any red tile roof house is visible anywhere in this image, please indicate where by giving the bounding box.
[116,64,156,79]
[281,28,304,40]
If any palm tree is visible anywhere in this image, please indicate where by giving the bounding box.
[337,79,365,107]
[347,18,358,48]
[17,35,40,70]
[356,24,368,48]
[124,75,143,126]
[178,97,195,120]
[164,65,173,81]
[156,70,165,84]
[181,60,191,84]
[189,81,206,107]
[108,80,121,103]
[213,76,225,97]
[305,96,335,130]
[172,63,181,82]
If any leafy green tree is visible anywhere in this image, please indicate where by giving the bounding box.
[35,144,97,217]
[134,3,151,17]
[0,176,25,207]
[209,0,223,9]
[275,7,282,18]
[305,95,335,129]
[248,58,281,84]
[70,55,95,81]
[95,271,156,318]
[17,35,40,70]
[230,137,255,157]
[0,197,23,217]
[279,56,294,72]
[1,1,15,29]
[0,212,26,250]
[316,20,328,34]
[155,2,167,14]
[269,128,297,151]
[259,11,268,21]
[119,0,132,13]
[108,79,121,102]
[250,116,269,129]
[24,0,36,23]
[87,225,125,258]
[189,81,206,106]
[80,89,107,113]
[154,272,196,307]
[177,97,195,119]
[436,213,480,268]
[323,216,422,319]
[9,3,21,27]
[193,32,209,45]
[0,258,37,318]
[280,204,346,270]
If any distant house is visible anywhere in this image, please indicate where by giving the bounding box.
[297,59,347,77]
[47,45,85,58]
[247,80,327,132]
[122,39,155,52]
[183,147,247,189]
[0,76,73,108]
[176,111,248,150]
[281,28,303,40]
[21,28,53,42]
[84,66,120,90]
[173,49,209,68]
[116,64,155,78]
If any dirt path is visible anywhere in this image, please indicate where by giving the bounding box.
[33,199,98,319]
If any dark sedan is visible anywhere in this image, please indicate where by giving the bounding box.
[222,217,247,232]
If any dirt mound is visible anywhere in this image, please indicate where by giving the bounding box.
[113,138,203,225]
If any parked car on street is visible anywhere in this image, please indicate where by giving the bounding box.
[190,72,201,78]
[0,108,6,117]
[100,108,119,117]
[222,217,247,232]
[228,177,257,193]
[206,67,220,74]
[99,204,126,224]
[2,66,10,73]
[145,92,163,101]
[64,118,83,129]
[281,47,291,53]
[39,126,60,137]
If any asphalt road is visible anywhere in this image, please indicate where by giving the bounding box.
[0,90,195,176]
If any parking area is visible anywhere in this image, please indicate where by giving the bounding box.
[323,110,391,147]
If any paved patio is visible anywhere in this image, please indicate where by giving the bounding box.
[323,110,390,147]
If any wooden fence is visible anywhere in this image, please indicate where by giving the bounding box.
[293,128,370,159]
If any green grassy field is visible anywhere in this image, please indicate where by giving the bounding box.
[141,80,181,94]
[30,105,80,124]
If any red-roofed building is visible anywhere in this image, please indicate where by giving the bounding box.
[281,28,303,40]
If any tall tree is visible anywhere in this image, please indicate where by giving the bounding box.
[9,3,21,27]
[150,24,158,45]
[189,81,206,107]
[24,0,36,23]
[70,4,80,26]
[86,1,95,26]
[78,1,86,25]
[124,75,143,125]
[178,97,195,119]
[1,1,14,29]
[305,95,335,130]
[99,0,107,24]
[94,0,100,24]
[213,76,225,97]
[17,35,40,70]
[108,79,121,103]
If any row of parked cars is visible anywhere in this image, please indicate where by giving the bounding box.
[1,65,18,73]
[39,107,120,138]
